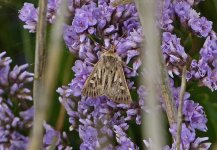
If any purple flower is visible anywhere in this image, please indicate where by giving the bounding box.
[164,81,210,149]
[57,86,79,128]
[188,17,212,37]
[47,0,60,23]
[126,50,140,64]
[9,64,34,100]
[0,52,34,149]
[43,123,72,149]
[57,83,141,148]
[19,107,34,128]
[188,34,217,91]
[123,17,140,32]
[172,84,207,132]
[0,102,29,149]
[114,125,138,149]
[165,135,211,150]
[174,1,191,22]
[19,0,64,31]
[0,52,33,101]
[169,123,195,149]
[43,123,61,145]
[202,68,217,91]
[79,125,99,148]
[80,143,95,150]
[73,17,89,33]
[0,53,10,87]
[72,60,93,76]
[4,132,29,150]
[18,3,38,22]
[161,32,188,77]
[183,100,208,131]
[18,3,38,32]
[63,25,79,53]
[158,0,174,31]
[192,137,211,149]
[186,0,205,5]
[76,8,97,26]
[71,4,99,33]
[70,76,87,97]
[200,36,217,62]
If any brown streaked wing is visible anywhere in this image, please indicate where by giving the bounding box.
[105,62,132,104]
[82,60,104,97]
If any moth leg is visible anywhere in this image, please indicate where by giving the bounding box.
[86,61,95,66]
[126,65,133,70]
[122,62,133,70]
[121,61,133,70]
[98,49,107,58]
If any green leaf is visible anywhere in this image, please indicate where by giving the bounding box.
[87,34,104,45]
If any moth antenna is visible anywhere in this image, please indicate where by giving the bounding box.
[110,45,116,53]
[86,61,95,66]
[101,45,107,51]
[122,62,133,70]
[112,31,128,52]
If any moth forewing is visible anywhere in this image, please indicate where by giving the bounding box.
[82,60,104,97]
[106,62,132,104]
[82,47,132,104]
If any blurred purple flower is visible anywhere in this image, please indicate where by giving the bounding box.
[0,52,33,101]
[0,102,29,149]
[43,123,72,149]
[0,52,34,149]
[47,0,60,23]
[18,3,38,32]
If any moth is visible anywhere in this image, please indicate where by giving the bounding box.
[82,46,132,104]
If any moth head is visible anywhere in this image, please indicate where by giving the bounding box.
[101,50,120,59]
[100,44,122,61]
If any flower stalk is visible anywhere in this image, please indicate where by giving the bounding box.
[29,0,48,149]
[176,66,187,150]
[160,64,177,127]
[29,0,68,149]
[135,0,164,149]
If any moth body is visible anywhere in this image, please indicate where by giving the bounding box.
[82,47,132,104]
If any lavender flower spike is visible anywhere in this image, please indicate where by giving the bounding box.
[18,3,38,33]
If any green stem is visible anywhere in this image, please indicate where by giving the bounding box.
[176,66,187,150]
[29,0,48,149]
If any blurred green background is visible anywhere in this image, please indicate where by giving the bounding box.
[1,0,217,149]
